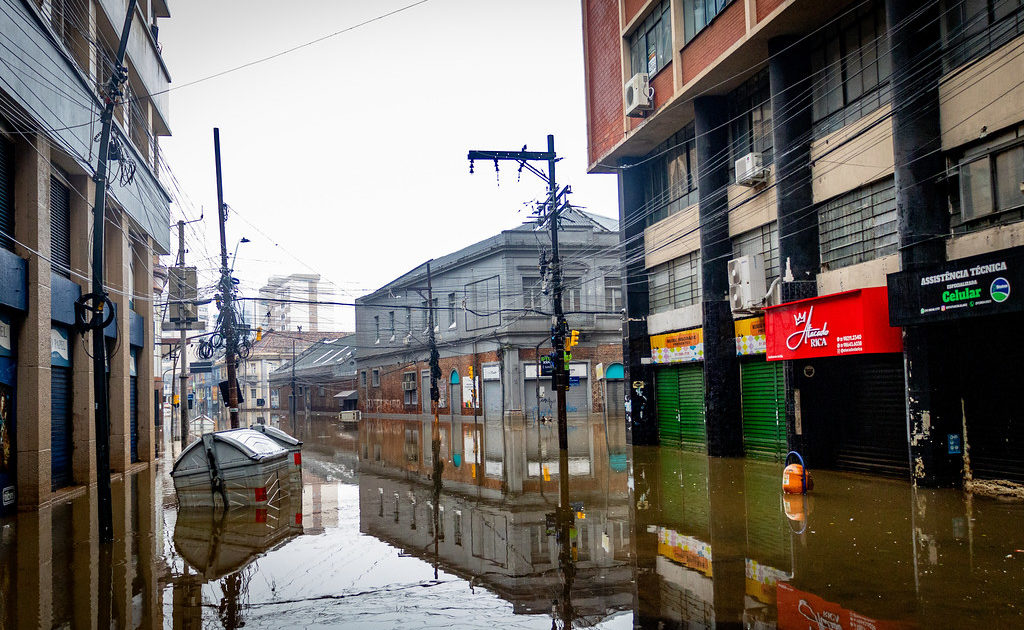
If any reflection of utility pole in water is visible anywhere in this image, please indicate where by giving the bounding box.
[219,571,246,629]
[553,444,575,629]
[427,261,444,580]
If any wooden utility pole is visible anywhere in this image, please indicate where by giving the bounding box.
[213,128,240,428]
[177,221,190,444]
[86,0,138,544]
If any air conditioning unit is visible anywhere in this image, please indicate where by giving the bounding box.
[735,152,768,186]
[728,254,767,313]
[624,72,652,117]
[402,381,417,391]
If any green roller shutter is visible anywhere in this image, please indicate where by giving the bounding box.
[677,365,706,452]
[656,366,681,447]
[741,360,787,461]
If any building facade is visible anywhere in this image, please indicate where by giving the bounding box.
[583,0,1024,487]
[257,273,331,333]
[0,0,172,512]
[270,335,358,424]
[355,209,626,488]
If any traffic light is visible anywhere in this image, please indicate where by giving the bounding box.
[569,329,579,348]
[468,365,474,379]
[256,326,263,341]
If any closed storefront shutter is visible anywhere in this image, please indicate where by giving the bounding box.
[566,377,588,416]
[50,367,72,490]
[49,173,71,277]
[483,379,501,421]
[0,138,13,250]
[130,375,138,463]
[677,365,706,452]
[741,360,787,461]
[656,366,681,447]
[835,355,908,476]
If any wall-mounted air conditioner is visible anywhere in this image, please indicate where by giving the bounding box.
[624,72,652,117]
[728,254,767,313]
[402,381,417,391]
[735,152,768,186]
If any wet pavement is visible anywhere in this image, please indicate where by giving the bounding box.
[0,416,1022,628]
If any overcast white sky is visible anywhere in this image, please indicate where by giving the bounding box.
[159,0,619,331]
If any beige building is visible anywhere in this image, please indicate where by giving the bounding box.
[0,0,173,512]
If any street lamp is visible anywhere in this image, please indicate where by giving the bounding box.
[230,237,251,272]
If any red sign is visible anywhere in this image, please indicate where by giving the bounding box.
[765,287,902,361]
[776,582,913,630]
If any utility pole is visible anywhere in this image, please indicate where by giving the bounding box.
[290,339,296,435]
[83,0,138,544]
[427,260,443,580]
[213,128,240,428]
[177,221,190,445]
[467,135,570,518]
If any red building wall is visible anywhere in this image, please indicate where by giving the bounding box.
[680,0,745,85]
[756,0,786,21]
[585,0,625,166]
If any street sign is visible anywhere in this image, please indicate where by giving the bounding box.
[569,376,580,386]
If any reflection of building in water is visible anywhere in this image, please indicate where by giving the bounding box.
[301,468,340,534]
[358,415,632,622]
[0,467,166,627]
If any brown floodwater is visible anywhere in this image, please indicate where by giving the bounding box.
[0,416,1020,628]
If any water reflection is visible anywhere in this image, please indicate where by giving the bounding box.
[1,417,1022,627]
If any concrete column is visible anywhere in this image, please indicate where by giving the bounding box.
[15,505,53,627]
[618,163,656,445]
[768,36,819,457]
[69,174,96,485]
[110,474,132,626]
[136,236,156,463]
[886,0,961,486]
[695,96,743,457]
[14,135,52,506]
[105,212,131,471]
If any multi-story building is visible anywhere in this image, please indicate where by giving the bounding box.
[582,0,1024,487]
[270,334,358,424]
[355,208,625,487]
[0,0,172,512]
[257,273,331,332]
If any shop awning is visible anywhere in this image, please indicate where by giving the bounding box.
[333,390,358,400]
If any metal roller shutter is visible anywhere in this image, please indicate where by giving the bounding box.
[130,375,138,463]
[49,174,71,277]
[741,360,787,461]
[0,138,13,250]
[482,379,501,421]
[50,367,72,490]
[677,365,706,452]
[656,366,681,447]
[566,378,589,416]
[835,355,908,477]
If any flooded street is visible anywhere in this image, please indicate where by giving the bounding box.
[0,417,1022,628]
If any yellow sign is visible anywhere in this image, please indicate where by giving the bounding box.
[650,328,704,364]
[734,316,767,356]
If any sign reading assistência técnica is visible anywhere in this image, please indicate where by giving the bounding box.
[887,245,1023,326]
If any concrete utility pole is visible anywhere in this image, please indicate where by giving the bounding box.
[177,221,189,445]
[81,0,138,544]
[467,135,571,518]
[213,128,240,428]
[290,338,296,434]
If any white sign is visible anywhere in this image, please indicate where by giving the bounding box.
[481,365,500,381]
[0,319,10,354]
[461,376,478,408]
[524,362,589,378]
[786,306,830,351]
[50,328,69,364]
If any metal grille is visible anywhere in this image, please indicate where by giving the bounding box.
[731,221,779,280]
[51,367,73,490]
[740,360,786,462]
[649,251,702,313]
[50,172,71,277]
[818,177,897,270]
[130,376,139,463]
[0,137,13,250]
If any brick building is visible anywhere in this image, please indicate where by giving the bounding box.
[0,0,173,512]
[583,0,1024,487]
[270,334,358,424]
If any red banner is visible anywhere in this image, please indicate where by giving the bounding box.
[765,287,902,361]
[776,582,913,630]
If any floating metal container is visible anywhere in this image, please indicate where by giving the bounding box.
[171,429,290,509]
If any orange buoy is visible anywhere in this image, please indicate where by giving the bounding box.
[782,451,813,494]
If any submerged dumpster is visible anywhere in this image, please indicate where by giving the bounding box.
[171,429,290,509]
[250,423,303,495]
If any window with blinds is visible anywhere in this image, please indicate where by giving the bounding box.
[50,170,71,278]
[0,137,13,251]
[650,251,702,313]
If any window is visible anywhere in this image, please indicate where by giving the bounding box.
[644,124,698,227]
[731,222,780,282]
[465,275,501,330]
[388,311,395,338]
[361,371,367,387]
[371,369,380,387]
[405,308,412,335]
[318,386,325,397]
[523,277,545,311]
[251,388,257,401]
[374,315,380,343]
[818,177,897,269]
[810,1,891,137]
[629,0,672,76]
[728,70,772,180]
[562,281,582,313]
[649,251,702,313]
[447,292,458,328]
[684,0,734,42]
[403,372,417,406]
[943,0,1024,70]
[605,280,623,312]
[958,141,1024,222]
[50,169,71,278]
[421,298,438,331]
